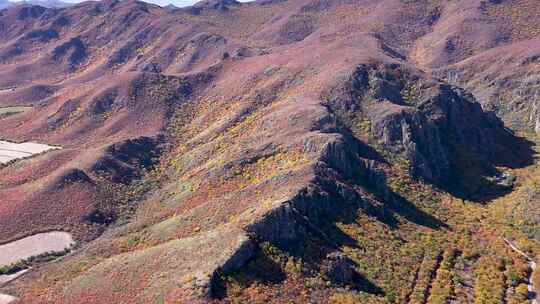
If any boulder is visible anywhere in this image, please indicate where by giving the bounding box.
[321,252,355,285]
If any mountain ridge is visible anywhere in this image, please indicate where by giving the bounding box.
[0,0,73,9]
[0,0,539,303]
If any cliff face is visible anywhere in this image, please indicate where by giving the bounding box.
[325,63,529,199]
[0,0,538,303]
[433,39,540,136]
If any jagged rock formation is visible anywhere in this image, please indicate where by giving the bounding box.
[326,63,529,197]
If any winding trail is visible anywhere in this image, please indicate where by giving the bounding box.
[504,239,538,304]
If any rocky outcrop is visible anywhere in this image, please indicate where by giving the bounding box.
[433,40,540,135]
[321,252,356,285]
[192,0,239,12]
[532,99,540,134]
[326,63,523,196]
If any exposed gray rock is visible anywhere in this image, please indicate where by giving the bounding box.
[321,252,355,285]
[326,63,521,194]
[192,0,239,12]
[533,100,540,134]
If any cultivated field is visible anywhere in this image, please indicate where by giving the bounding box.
[0,141,59,164]
[0,107,31,117]
[0,294,16,304]
[0,231,74,267]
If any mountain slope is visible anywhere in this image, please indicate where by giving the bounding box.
[0,0,539,303]
[0,0,72,9]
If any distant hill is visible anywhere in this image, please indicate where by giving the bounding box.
[0,0,14,9]
[1,0,73,8]
[162,3,177,10]
[23,0,73,7]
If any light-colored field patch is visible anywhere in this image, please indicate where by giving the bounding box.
[0,107,32,117]
[0,141,60,164]
[0,294,17,304]
[0,233,73,304]
[0,232,74,267]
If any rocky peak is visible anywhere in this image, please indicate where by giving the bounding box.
[192,0,240,11]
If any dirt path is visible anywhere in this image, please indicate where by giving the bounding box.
[504,239,538,304]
